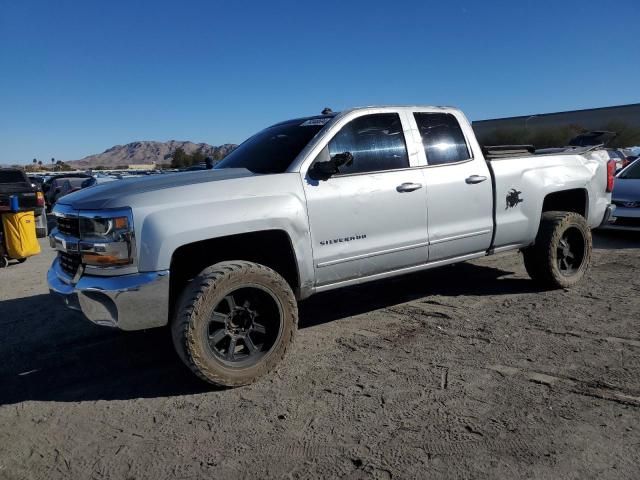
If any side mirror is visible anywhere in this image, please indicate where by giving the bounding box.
[332,151,353,168]
[309,152,353,180]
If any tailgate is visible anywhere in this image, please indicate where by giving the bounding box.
[0,190,39,211]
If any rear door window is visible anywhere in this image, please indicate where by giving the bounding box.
[414,113,471,165]
[0,170,27,183]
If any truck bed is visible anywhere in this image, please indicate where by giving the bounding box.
[0,170,41,212]
[487,149,610,252]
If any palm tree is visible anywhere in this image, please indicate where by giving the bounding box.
[38,160,43,167]
[32,158,37,165]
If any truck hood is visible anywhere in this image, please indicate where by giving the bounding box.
[57,168,254,210]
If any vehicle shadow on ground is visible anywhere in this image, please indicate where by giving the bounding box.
[0,262,535,405]
[0,293,211,405]
[299,261,537,329]
[593,230,640,250]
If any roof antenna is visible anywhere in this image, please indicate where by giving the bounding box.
[321,107,333,115]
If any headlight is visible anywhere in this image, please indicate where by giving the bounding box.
[78,209,135,267]
[79,215,129,240]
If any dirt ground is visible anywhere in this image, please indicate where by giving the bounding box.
[0,231,639,479]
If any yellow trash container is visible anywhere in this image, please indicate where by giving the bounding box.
[2,211,41,259]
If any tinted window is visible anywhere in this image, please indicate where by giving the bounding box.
[0,170,27,184]
[414,113,470,165]
[215,117,330,174]
[328,113,408,175]
[620,160,640,179]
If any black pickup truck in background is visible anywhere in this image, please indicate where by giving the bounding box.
[0,168,48,238]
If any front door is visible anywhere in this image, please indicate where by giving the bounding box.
[302,112,429,287]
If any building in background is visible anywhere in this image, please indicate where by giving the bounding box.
[472,103,640,149]
[128,162,156,170]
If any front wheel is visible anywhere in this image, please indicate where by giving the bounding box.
[522,211,592,288]
[171,261,298,387]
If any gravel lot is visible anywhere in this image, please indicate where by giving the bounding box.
[1,232,639,479]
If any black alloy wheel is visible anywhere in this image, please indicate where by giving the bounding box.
[521,211,592,289]
[556,227,586,276]
[205,286,282,367]
[172,261,298,387]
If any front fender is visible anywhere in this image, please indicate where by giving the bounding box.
[136,193,315,297]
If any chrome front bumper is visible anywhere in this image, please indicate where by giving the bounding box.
[47,257,170,331]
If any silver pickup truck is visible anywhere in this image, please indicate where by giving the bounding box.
[48,106,616,386]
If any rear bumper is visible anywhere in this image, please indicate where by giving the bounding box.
[599,205,640,231]
[598,204,616,227]
[47,257,170,331]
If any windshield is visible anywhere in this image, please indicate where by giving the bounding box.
[619,160,640,179]
[215,117,331,174]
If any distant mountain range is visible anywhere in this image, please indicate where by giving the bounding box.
[66,140,237,168]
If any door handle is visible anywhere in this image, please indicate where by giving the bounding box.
[465,175,488,184]
[396,182,423,192]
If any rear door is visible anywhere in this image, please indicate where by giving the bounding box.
[410,111,493,261]
[302,112,429,287]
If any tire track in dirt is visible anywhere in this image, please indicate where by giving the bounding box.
[256,435,549,458]
[487,364,640,407]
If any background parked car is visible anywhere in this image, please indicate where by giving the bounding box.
[606,158,640,230]
[622,153,638,170]
[608,149,628,172]
[28,175,45,189]
[80,176,119,188]
[42,173,91,210]
[56,178,87,202]
[44,174,90,210]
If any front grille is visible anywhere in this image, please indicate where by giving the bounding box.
[59,252,81,277]
[613,217,640,228]
[57,216,80,237]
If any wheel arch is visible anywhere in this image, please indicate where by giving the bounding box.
[168,229,301,320]
[541,188,589,218]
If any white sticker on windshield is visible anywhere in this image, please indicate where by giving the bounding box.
[300,118,331,127]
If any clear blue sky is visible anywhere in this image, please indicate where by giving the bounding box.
[1,0,638,164]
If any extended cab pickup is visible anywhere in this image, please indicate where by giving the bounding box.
[47,106,615,386]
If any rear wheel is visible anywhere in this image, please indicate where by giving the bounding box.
[0,257,8,268]
[522,211,592,288]
[172,261,297,387]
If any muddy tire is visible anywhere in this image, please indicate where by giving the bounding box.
[171,261,298,387]
[522,211,592,289]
